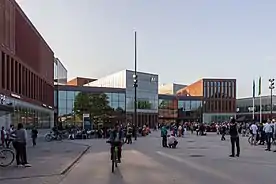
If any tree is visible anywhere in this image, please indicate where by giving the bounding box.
[73,92,113,121]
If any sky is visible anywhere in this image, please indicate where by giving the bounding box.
[15,0,276,98]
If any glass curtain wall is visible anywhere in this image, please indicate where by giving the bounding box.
[178,100,202,121]
[57,90,126,127]
[4,97,53,129]
[158,99,178,124]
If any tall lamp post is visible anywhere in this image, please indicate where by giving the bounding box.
[133,31,138,140]
[269,78,275,119]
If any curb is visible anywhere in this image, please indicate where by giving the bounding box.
[60,145,91,175]
[0,145,91,181]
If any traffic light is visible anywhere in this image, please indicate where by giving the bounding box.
[269,78,275,89]
[133,74,138,87]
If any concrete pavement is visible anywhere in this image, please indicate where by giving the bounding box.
[59,132,276,184]
[3,131,276,184]
[1,140,89,184]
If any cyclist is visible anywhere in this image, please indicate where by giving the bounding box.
[107,123,123,163]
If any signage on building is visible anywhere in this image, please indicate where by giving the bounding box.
[11,93,21,99]
[83,114,92,130]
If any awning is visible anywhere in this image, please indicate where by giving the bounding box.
[0,104,13,117]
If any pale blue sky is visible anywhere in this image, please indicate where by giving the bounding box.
[16,0,276,98]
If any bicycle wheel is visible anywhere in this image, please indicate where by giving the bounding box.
[112,149,116,173]
[45,134,52,142]
[0,149,15,167]
[115,147,118,168]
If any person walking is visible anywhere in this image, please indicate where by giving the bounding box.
[250,122,258,145]
[31,126,38,146]
[1,126,6,147]
[13,123,31,167]
[229,118,240,157]
[221,124,226,141]
[161,125,168,147]
[263,119,273,151]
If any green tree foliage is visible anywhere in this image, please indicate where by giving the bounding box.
[73,92,113,120]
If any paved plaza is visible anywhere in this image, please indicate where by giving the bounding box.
[2,131,276,184]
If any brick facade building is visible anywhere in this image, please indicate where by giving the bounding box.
[0,0,54,128]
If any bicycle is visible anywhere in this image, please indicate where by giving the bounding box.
[111,145,119,173]
[0,147,15,167]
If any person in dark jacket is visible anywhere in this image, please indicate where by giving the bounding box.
[107,123,124,162]
[229,118,240,157]
[31,126,38,146]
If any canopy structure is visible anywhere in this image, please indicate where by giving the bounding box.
[0,104,13,117]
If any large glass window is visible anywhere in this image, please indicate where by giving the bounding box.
[56,90,126,126]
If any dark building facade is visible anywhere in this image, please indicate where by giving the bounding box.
[177,78,236,123]
[0,0,54,128]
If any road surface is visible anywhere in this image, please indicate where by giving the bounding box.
[4,131,276,184]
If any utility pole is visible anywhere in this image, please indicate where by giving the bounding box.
[133,31,138,140]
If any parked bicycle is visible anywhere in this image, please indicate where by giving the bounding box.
[0,147,15,167]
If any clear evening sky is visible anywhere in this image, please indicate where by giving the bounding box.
[16,0,276,98]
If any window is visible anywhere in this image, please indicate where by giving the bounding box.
[232,81,235,98]
[1,52,5,89]
[11,58,14,92]
[6,55,10,90]
[15,61,18,93]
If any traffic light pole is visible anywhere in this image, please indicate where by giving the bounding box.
[269,78,275,119]
[134,31,138,140]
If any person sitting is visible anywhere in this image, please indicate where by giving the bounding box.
[168,134,178,148]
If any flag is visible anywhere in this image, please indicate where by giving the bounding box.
[258,77,262,96]
[253,80,255,98]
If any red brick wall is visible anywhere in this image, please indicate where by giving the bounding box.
[0,0,54,107]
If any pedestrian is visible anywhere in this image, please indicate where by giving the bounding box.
[161,125,168,147]
[221,124,226,141]
[1,126,6,147]
[250,122,258,145]
[229,118,240,157]
[263,119,273,151]
[13,123,31,167]
[31,126,38,146]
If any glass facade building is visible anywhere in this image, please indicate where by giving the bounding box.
[236,95,276,121]
[54,58,67,85]
[158,94,202,124]
[85,70,159,127]
[0,94,54,129]
[55,85,126,127]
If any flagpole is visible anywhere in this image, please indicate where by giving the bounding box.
[260,96,262,123]
[259,77,262,123]
[252,97,255,120]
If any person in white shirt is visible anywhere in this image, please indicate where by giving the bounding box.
[168,134,178,148]
[178,125,182,137]
[263,120,273,151]
[250,122,258,145]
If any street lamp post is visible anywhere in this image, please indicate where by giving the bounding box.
[269,78,275,119]
[133,31,138,140]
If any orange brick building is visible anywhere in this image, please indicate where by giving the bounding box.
[177,78,236,123]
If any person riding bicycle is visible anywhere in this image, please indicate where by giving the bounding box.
[107,123,123,163]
